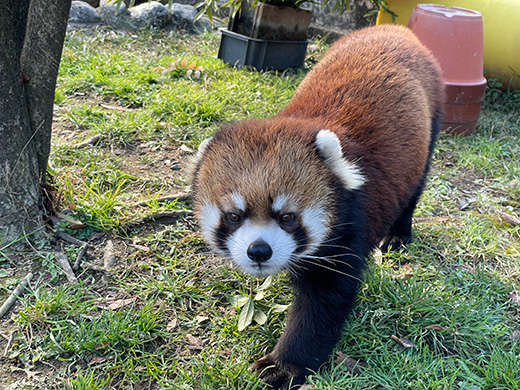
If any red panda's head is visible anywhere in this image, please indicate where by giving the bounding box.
[192,117,365,276]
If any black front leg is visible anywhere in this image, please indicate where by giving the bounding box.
[251,259,363,389]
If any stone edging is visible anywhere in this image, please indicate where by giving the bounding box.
[68,0,213,33]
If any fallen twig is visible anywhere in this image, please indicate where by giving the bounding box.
[141,210,193,222]
[0,272,33,319]
[140,210,193,225]
[74,134,102,148]
[3,332,14,358]
[83,264,107,273]
[119,210,193,230]
[73,243,88,271]
[55,230,87,247]
[133,192,191,207]
[56,253,78,283]
[499,212,520,226]
[100,103,134,112]
[103,240,116,270]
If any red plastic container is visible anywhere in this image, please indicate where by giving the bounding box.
[407,4,487,135]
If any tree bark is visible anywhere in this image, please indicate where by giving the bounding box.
[0,0,71,248]
[21,0,72,181]
[0,1,42,247]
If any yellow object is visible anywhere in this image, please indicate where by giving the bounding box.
[377,0,520,90]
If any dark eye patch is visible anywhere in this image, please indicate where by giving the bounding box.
[275,212,298,233]
[214,211,245,252]
[274,212,307,253]
[293,224,308,254]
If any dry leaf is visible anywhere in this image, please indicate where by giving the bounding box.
[425,324,446,331]
[391,335,418,348]
[88,355,107,365]
[131,244,150,252]
[395,264,414,280]
[510,330,520,340]
[167,316,178,331]
[510,291,520,306]
[186,333,203,351]
[109,298,135,310]
[186,334,202,346]
[196,315,208,324]
[100,103,132,112]
[93,341,109,350]
[68,223,87,229]
[459,195,477,210]
[499,212,520,226]
[57,212,84,227]
[334,351,364,375]
[93,297,136,310]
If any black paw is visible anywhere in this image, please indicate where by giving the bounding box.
[380,234,412,253]
[250,353,306,390]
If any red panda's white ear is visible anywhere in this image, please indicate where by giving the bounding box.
[315,129,365,190]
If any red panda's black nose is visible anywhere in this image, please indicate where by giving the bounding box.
[247,240,273,263]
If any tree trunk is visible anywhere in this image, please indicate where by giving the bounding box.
[21,0,72,180]
[0,0,71,249]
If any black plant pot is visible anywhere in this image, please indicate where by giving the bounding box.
[217,28,309,71]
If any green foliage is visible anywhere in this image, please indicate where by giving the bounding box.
[229,276,290,330]
[194,0,383,23]
[483,77,520,112]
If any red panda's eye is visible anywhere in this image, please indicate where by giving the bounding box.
[280,213,294,224]
[226,213,241,223]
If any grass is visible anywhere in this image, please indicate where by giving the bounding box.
[0,27,519,389]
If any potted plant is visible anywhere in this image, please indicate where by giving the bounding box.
[215,0,314,70]
[198,0,389,70]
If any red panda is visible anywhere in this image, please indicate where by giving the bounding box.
[192,25,444,389]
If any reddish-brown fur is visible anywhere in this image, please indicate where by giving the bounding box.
[195,118,337,223]
[279,24,444,245]
[192,25,444,389]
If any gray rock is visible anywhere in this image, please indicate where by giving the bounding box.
[193,15,212,33]
[169,3,211,33]
[69,1,102,24]
[171,3,197,21]
[98,0,136,29]
[130,2,170,28]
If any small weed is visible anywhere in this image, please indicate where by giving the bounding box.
[229,276,290,331]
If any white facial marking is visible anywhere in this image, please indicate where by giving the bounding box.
[315,129,365,190]
[199,200,222,250]
[272,194,289,213]
[227,220,297,276]
[230,192,246,212]
[301,206,329,254]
